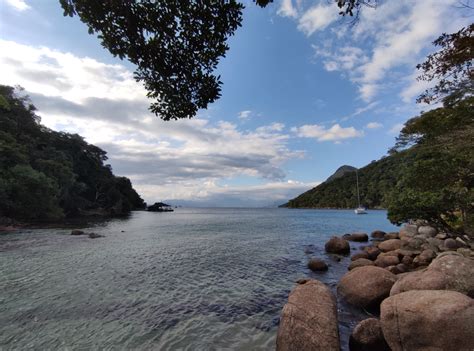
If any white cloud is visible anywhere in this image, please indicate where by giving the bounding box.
[389,123,404,135]
[277,0,298,19]
[310,0,467,102]
[0,39,307,205]
[366,122,383,129]
[293,123,364,142]
[3,0,30,11]
[238,110,252,120]
[297,3,339,36]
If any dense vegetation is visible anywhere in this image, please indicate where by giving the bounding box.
[0,85,145,222]
[281,152,411,210]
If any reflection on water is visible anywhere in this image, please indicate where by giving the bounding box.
[0,208,398,350]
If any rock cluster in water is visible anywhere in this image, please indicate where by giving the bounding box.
[276,224,474,351]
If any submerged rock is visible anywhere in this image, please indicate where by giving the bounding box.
[349,318,390,351]
[344,233,369,242]
[325,236,350,255]
[71,229,85,235]
[337,266,397,309]
[88,233,104,239]
[276,279,340,351]
[308,258,328,272]
[381,290,474,351]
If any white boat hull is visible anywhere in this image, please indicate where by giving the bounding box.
[355,208,367,214]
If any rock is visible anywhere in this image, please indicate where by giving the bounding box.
[325,236,350,255]
[371,230,386,239]
[381,290,474,351]
[364,246,381,260]
[88,233,104,239]
[384,232,399,240]
[344,233,369,242]
[349,318,390,351]
[378,239,402,252]
[349,258,375,270]
[337,266,397,309]
[457,247,474,258]
[414,249,436,266]
[71,229,85,235]
[396,263,408,273]
[417,225,437,237]
[401,255,414,266]
[276,280,340,351]
[351,252,369,261]
[375,255,400,268]
[401,237,423,250]
[435,232,447,240]
[308,258,328,272]
[399,224,417,239]
[390,253,474,297]
[456,237,468,247]
[296,278,310,285]
[444,238,459,250]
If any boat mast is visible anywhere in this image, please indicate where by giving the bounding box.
[356,169,361,207]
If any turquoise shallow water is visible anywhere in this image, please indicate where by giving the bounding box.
[0,208,398,350]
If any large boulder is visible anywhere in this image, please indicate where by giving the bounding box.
[337,266,397,309]
[391,253,474,297]
[276,280,340,351]
[308,258,328,272]
[381,290,474,351]
[349,258,375,270]
[349,318,390,351]
[325,236,350,255]
[344,233,369,242]
[378,239,402,252]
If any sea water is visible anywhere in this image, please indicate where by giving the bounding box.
[0,208,398,350]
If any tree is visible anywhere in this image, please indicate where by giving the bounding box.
[387,97,474,233]
[417,23,474,105]
[0,85,146,221]
[60,0,375,121]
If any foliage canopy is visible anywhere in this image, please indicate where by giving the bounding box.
[60,0,374,120]
[0,85,145,221]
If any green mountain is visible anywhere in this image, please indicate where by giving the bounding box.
[325,165,357,182]
[281,152,413,209]
[0,85,145,221]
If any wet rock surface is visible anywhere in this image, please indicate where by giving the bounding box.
[276,280,340,351]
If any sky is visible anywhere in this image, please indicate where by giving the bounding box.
[0,0,471,207]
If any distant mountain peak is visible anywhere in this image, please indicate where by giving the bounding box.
[325,165,357,183]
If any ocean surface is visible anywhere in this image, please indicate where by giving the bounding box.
[0,208,399,350]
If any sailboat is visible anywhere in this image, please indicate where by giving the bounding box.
[354,169,367,214]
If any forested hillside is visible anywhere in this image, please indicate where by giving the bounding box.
[0,85,145,221]
[281,152,413,209]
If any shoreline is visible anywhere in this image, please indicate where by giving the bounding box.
[277,223,474,350]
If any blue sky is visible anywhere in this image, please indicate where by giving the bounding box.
[0,0,471,206]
